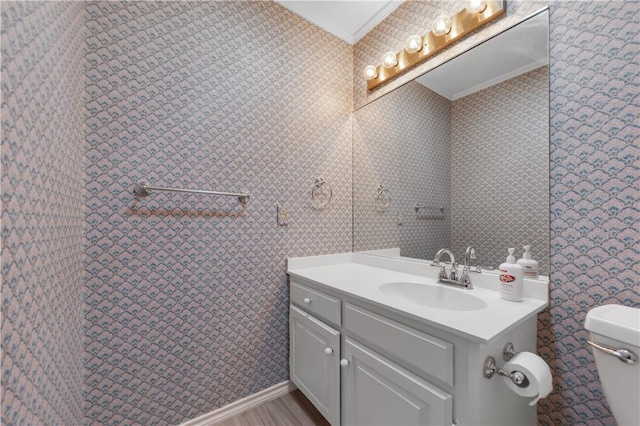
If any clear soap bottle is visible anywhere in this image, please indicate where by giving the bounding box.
[517,245,539,279]
[499,248,524,302]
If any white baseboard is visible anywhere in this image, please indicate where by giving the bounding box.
[179,381,297,426]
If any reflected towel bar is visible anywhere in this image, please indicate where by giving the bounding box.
[134,181,250,203]
[414,204,444,213]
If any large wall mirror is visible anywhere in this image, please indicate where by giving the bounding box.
[353,9,550,275]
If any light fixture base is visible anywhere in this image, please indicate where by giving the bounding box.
[367,0,506,90]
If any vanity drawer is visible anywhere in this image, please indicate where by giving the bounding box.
[291,282,341,327]
[344,304,453,387]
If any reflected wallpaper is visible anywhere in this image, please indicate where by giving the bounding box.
[451,66,550,274]
[353,67,550,274]
[353,82,451,259]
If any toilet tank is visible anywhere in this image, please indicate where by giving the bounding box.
[586,304,640,347]
[585,304,640,426]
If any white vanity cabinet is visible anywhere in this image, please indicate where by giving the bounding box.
[341,303,453,425]
[290,281,455,426]
[290,305,340,425]
[288,253,548,425]
[342,338,453,426]
[289,276,540,426]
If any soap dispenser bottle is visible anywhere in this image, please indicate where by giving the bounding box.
[499,248,524,302]
[517,245,539,279]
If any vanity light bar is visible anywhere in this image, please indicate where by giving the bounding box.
[365,0,506,91]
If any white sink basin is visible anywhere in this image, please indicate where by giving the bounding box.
[379,281,488,311]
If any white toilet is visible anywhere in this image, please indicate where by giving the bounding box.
[585,304,640,425]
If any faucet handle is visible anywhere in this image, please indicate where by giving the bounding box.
[449,263,458,281]
[437,265,448,280]
[460,271,474,289]
[430,260,449,280]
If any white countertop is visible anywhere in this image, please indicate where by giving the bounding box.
[287,252,549,343]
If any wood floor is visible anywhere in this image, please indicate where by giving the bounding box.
[215,390,330,426]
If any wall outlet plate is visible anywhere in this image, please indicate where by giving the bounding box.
[277,206,288,226]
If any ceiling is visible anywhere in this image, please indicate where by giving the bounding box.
[275,1,402,44]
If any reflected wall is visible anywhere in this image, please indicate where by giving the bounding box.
[451,66,549,273]
[353,82,451,259]
[353,67,550,274]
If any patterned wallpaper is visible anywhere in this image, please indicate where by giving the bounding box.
[1,2,86,425]
[2,1,638,426]
[451,66,550,274]
[353,1,639,424]
[538,2,639,424]
[353,81,451,259]
[82,1,352,425]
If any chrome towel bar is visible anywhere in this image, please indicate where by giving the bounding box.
[414,204,445,213]
[134,181,250,203]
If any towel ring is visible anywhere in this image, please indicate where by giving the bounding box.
[311,177,332,209]
[374,184,391,211]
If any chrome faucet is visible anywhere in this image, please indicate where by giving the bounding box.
[432,248,458,282]
[460,246,480,289]
[431,248,475,290]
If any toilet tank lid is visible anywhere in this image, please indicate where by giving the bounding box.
[585,304,640,346]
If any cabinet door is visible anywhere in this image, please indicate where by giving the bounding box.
[290,305,340,426]
[342,338,452,426]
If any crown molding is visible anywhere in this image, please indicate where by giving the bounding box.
[276,1,402,45]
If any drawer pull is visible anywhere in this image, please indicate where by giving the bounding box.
[290,282,341,326]
[325,347,333,355]
[340,359,349,367]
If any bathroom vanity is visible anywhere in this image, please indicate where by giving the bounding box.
[287,253,549,426]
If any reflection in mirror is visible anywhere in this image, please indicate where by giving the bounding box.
[353,9,550,275]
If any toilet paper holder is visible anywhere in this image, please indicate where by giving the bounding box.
[483,342,530,388]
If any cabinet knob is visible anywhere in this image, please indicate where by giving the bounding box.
[340,359,349,367]
[303,297,311,304]
[325,347,333,355]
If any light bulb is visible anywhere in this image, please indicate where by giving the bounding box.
[364,65,378,80]
[465,0,487,14]
[431,15,452,36]
[382,51,398,69]
[404,35,423,54]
